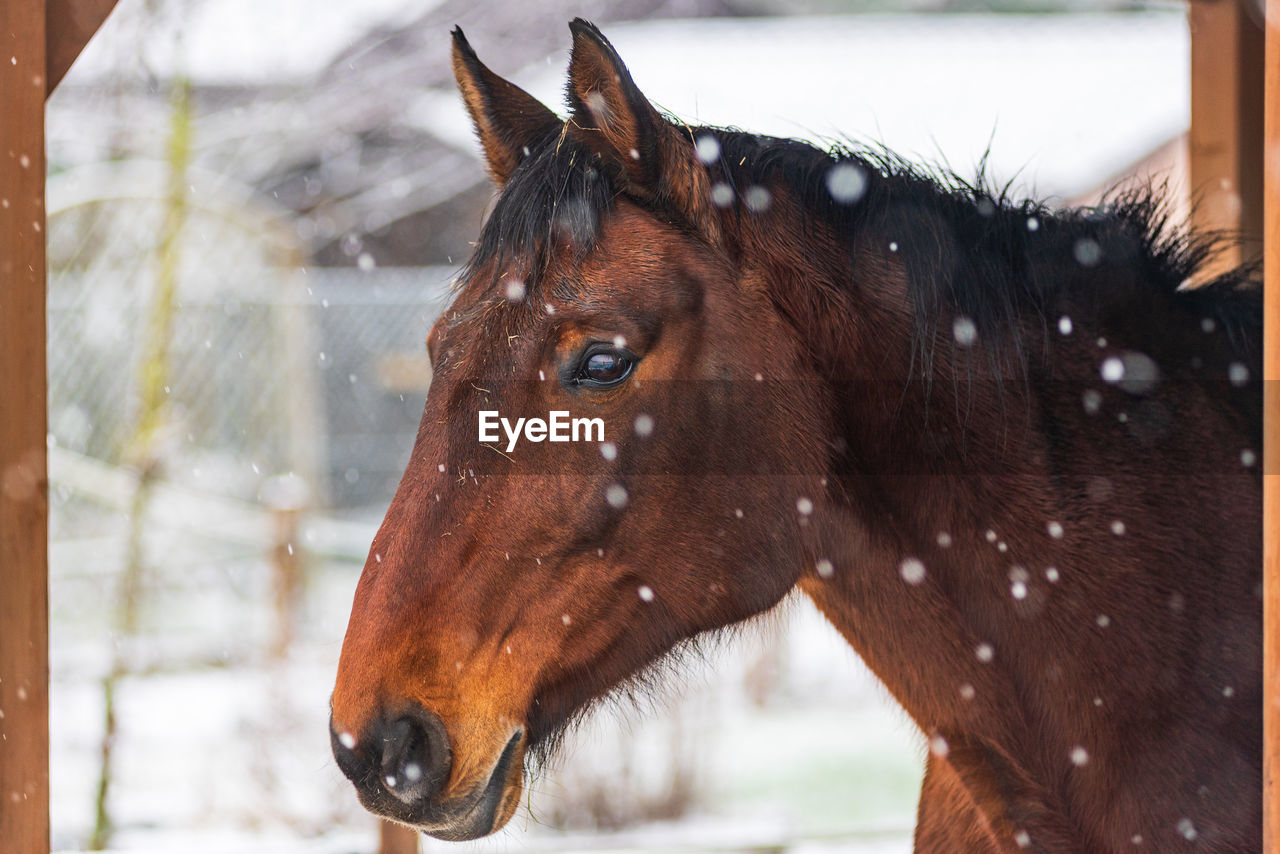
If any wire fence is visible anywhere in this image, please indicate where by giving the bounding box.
[47,174,455,513]
[44,179,464,849]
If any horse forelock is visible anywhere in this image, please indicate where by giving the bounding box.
[461,131,617,300]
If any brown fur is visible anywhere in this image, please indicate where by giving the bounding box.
[333,21,1262,851]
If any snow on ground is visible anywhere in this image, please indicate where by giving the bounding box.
[50,534,922,853]
[419,12,1188,201]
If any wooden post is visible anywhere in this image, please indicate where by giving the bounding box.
[1189,0,1266,273]
[2,4,118,852]
[0,2,50,852]
[261,475,310,660]
[1262,2,1279,849]
[379,821,420,854]
[44,0,119,95]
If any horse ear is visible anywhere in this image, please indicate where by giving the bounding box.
[452,27,563,186]
[565,19,718,237]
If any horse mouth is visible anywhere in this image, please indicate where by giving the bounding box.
[355,728,526,841]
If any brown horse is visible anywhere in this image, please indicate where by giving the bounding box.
[331,20,1262,851]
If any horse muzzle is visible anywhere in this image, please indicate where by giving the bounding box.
[330,705,526,840]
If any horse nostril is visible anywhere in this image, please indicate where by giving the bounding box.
[379,711,451,805]
[330,720,365,781]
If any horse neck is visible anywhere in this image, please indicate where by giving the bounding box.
[741,197,1058,732]
[740,191,1040,485]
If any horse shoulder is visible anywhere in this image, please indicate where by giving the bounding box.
[916,730,1092,853]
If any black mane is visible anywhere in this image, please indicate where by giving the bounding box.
[707,131,1261,372]
[464,121,1262,370]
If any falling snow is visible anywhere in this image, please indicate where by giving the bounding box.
[1082,389,1102,414]
[899,557,926,585]
[1008,566,1029,600]
[744,185,772,212]
[1073,237,1102,267]
[952,316,978,348]
[825,163,866,203]
[695,134,721,164]
[606,484,629,508]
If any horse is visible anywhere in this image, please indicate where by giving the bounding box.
[330,19,1263,851]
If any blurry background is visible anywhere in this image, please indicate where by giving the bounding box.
[45,0,1193,851]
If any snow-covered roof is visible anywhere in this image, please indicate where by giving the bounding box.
[72,0,435,85]
[423,13,1189,200]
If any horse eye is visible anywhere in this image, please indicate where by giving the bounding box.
[577,349,634,387]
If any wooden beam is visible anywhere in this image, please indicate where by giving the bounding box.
[0,0,50,852]
[1189,0,1265,273]
[44,0,118,96]
[379,820,420,854]
[1261,1,1279,850]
